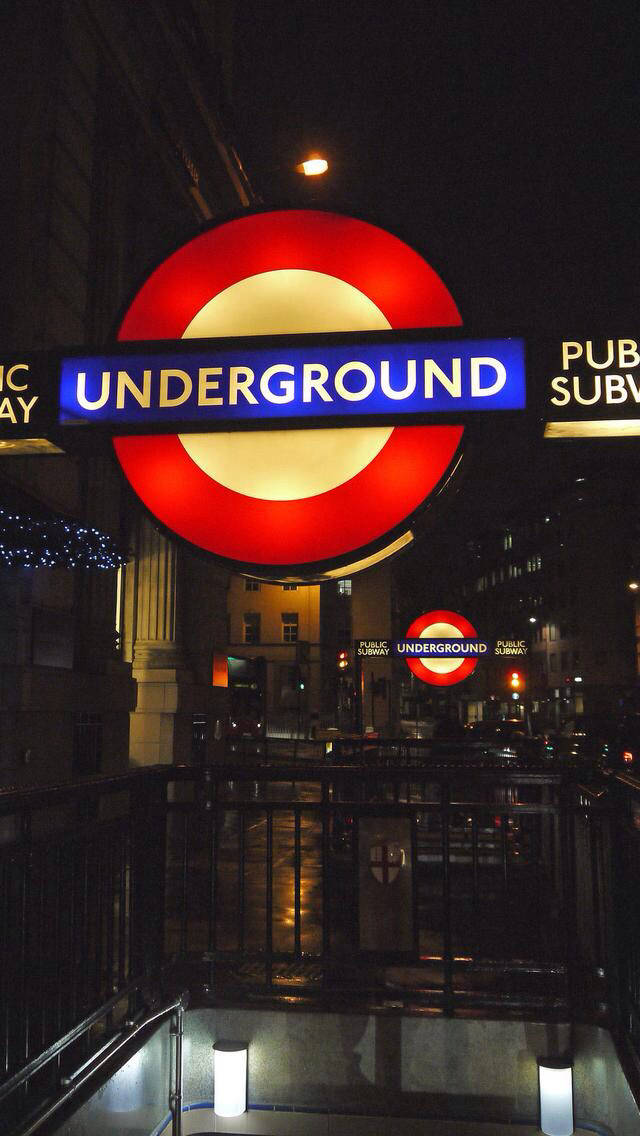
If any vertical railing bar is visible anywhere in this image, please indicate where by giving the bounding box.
[472,815,480,907]
[208,777,220,995]
[411,811,420,958]
[321,778,331,984]
[352,809,360,957]
[171,1002,184,1136]
[564,792,579,1017]
[238,809,246,954]
[21,811,32,1075]
[38,849,47,1051]
[180,811,189,958]
[501,814,509,894]
[126,819,134,989]
[82,841,90,1022]
[442,782,453,1013]
[294,805,301,957]
[117,825,127,987]
[95,835,104,1008]
[105,833,115,1027]
[55,842,66,1040]
[589,811,603,972]
[266,808,273,990]
[1,854,10,1076]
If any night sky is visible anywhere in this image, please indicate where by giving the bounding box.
[232,3,638,546]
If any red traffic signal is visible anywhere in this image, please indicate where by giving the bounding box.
[509,670,522,690]
[337,649,349,670]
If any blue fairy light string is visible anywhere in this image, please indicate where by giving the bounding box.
[0,509,127,569]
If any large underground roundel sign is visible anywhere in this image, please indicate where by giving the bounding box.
[405,610,481,686]
[113,210,463,578]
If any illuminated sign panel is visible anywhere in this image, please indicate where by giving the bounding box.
[58,336,525,426]
[356,620,521,685]
[543,337,640,438]
[11,209,631,578]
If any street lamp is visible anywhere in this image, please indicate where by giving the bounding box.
[296,154,329,176]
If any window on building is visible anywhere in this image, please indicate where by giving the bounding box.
[337,578,352,595]
[549,653,557,672]
[283,583,298,590]
[114,564,124,652]
[503,533,513,550]
[282,612,298,643]
[32,607,74,669]
[72,713,102,777]
[245,579,260,592]
[243,612,260,643]
[549,624,557,641]
[561,651,568,670]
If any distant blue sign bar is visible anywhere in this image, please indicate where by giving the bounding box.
[59,336,526,427]
[393,638,489,657]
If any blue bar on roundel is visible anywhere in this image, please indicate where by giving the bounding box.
[58,336,526,425]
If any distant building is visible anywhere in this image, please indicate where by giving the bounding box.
[227,576,322,736]
[404,472,639,727]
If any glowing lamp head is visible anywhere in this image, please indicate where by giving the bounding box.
[337,649,349,670]
[509,671,521,690]
[296,155,329,176]
[213,1041,247,1118]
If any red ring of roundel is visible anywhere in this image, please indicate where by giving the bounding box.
[114,209,464,569]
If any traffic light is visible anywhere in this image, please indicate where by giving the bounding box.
[337,648,349,671]
[509,670,523,691]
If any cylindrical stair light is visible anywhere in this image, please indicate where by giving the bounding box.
[213,1041,248,1117]
[538,1058,574,1136]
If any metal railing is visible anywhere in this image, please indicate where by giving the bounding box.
[0,752,635,1129]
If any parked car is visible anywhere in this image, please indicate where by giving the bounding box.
[461,719,545,764]
[550,713,640,771]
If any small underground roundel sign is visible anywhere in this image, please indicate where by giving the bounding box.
[113,210,464,579]
[403,610,485,686]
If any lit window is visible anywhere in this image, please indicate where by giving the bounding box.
[282,612,298,643]
[114,564,124,652]
[243,613,260,644]
[503,533,513,550]
[337,578,352,595]
[245,579,260,591]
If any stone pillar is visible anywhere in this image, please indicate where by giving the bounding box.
[128,517,193,766]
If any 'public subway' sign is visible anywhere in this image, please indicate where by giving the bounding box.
[544,338,640,438]
[355,612,527,686]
